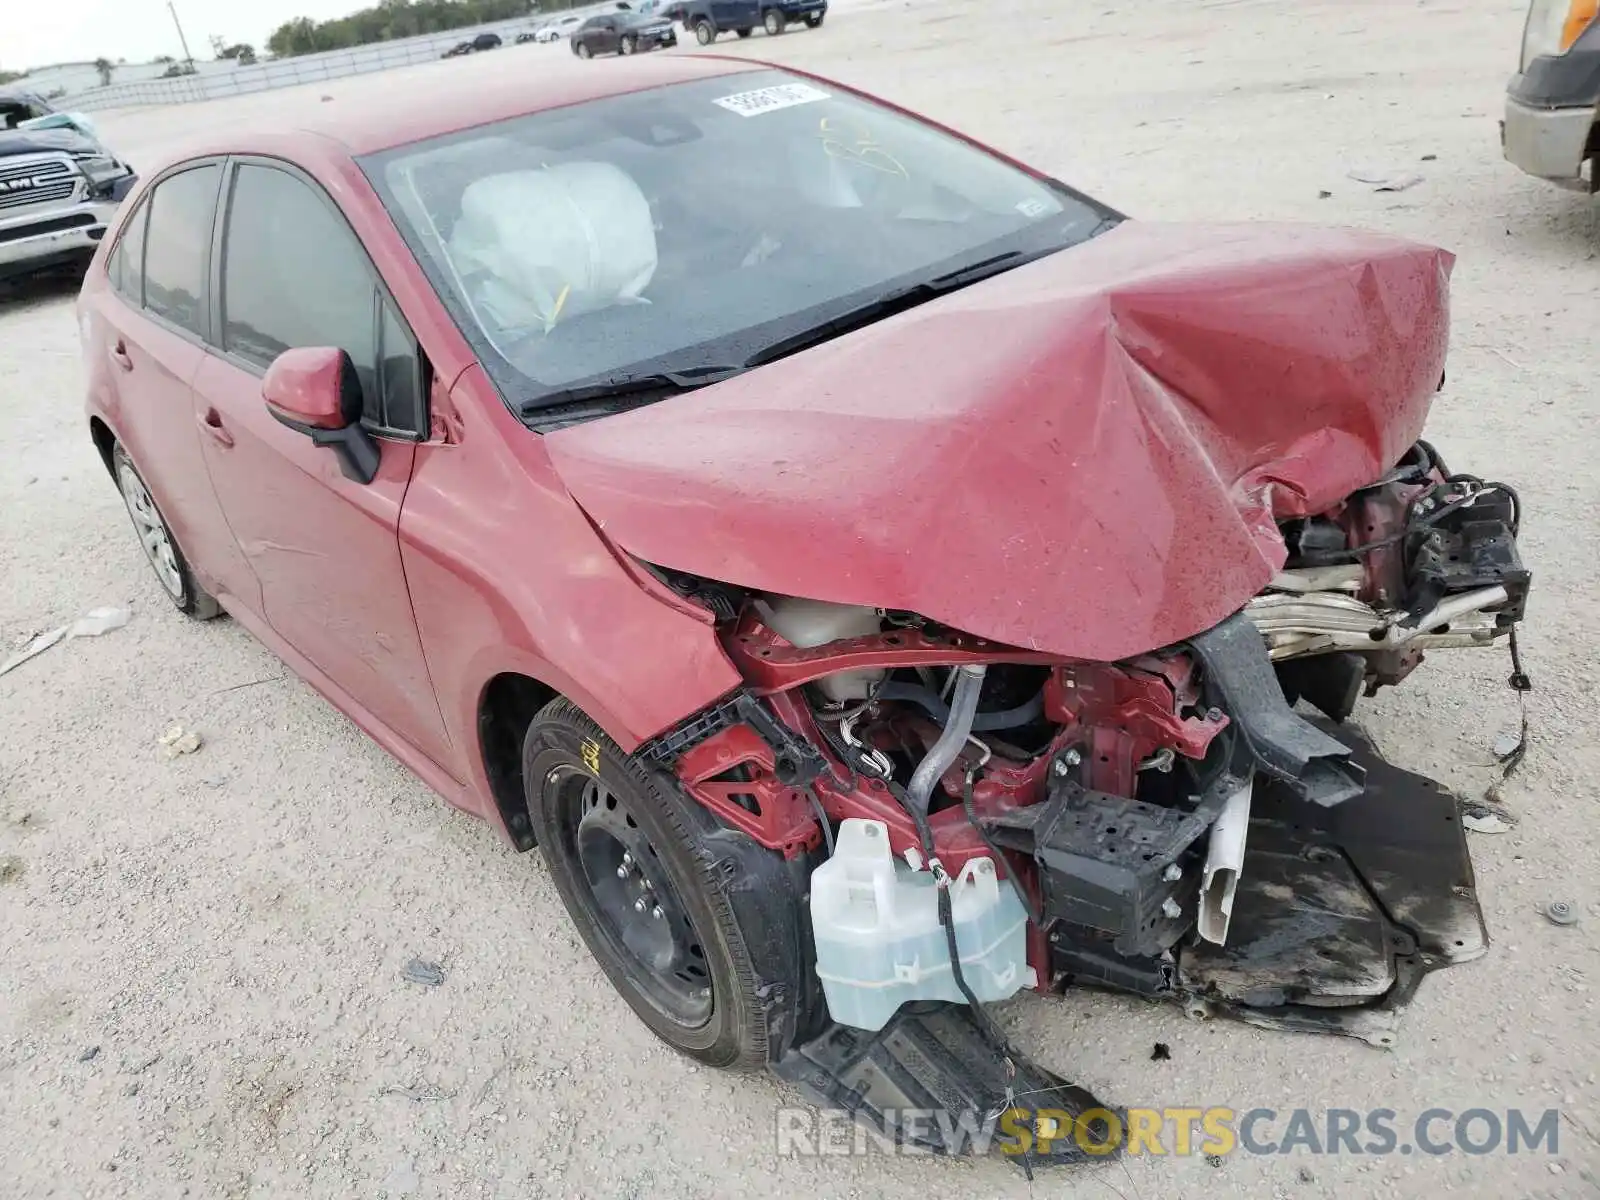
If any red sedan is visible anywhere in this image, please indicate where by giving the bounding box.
[79,54,1528,1147]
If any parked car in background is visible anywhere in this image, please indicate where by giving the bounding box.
[679,0,758,42]
[0,91,138,284]
[534,14,585,41]
[1502,0,1599,188]
[678,0,824,43]
[571,11,678,56]
[757,0,826,35]
[515,29,539,43]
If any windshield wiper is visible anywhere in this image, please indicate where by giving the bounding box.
[518,364,745,421]
[741,247,1061,370]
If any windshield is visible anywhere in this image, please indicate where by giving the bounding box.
[360,70,1116,415]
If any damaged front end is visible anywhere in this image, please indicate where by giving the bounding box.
[0,103,138,284]
[629,442,1528,1153]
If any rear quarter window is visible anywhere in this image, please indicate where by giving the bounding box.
[106,198,149,304]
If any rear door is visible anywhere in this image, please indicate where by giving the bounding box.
[189,157,452,765]
[93,162,260,611]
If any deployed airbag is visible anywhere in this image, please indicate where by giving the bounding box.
[448,162,658,331]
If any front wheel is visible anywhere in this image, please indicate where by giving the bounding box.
[620,34,637,53]
[575,40,592,57]
[524,700,779,1069]
[763,7,786,34]
[112,444,221,620]
[694,18,716,43]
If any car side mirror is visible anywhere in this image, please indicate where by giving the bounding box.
[262,346,381,485]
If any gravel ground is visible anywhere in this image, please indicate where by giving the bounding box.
[2,0,1598,1196]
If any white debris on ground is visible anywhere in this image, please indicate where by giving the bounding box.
[1347,166,1427,192]
[156,723,203,759]
[1,1,1598,1197]
[0,605,130,677]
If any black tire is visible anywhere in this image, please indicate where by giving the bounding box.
[763,7,786,34]
[694,19,716,43]
[620,33,637,54]
[736,25,752,36]
[111,443,222,620]
[803,11,822,25]
[523,699,775,1069]
[575,40,592,57]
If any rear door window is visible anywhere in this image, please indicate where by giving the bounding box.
[219,162,422,435]
[141,164,221,336]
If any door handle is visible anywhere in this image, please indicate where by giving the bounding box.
[110,340,133,371]
[197,408,235,448]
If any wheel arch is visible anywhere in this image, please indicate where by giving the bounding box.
[475,662,674,851]
[477,671,561,850]
[89,415,117,477]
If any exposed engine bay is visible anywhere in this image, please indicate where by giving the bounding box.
[627,439,1529,1149]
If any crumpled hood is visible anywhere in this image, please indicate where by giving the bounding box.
[545,221,1453,662]
[0,127,102,159]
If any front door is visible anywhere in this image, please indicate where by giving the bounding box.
[592,17,619,50]
[190,158,452,766]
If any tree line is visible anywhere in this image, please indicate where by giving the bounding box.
[267,0,555,57]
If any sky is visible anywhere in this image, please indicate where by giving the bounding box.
[6,0,375,72]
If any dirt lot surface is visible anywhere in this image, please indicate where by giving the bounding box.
[2,0,1598,1195]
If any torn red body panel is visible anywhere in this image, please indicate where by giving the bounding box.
[547,221,1453,661]
[675,722,821,859]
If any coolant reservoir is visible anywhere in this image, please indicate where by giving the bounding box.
[809,818,1035,1031]
[760,596,884,702]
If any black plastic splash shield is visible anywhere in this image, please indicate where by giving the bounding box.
[773,1003,1120,1167]
[1176,717,1487,1047]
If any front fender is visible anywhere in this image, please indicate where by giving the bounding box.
[400,365,744,815]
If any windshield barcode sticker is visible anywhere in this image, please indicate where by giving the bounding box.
[713,83,830,117]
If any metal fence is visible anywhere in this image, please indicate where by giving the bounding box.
[67,9,619,112]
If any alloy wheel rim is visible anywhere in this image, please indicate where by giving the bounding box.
[117,460,184,601]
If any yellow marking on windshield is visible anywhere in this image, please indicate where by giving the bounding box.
[818,116,909,178]
[546,282,572,332]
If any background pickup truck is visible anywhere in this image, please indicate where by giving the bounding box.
[0,90,138,285]
[1502,0,1600,189]
[677,0,826,43]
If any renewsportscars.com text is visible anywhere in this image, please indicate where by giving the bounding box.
[774,1106,1562,1158]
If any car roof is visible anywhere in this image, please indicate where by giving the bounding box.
[182,54,769,160]
[0,87,52,108]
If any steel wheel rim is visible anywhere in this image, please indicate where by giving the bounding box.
[117,459,184,601]
[549,764,714,1027]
